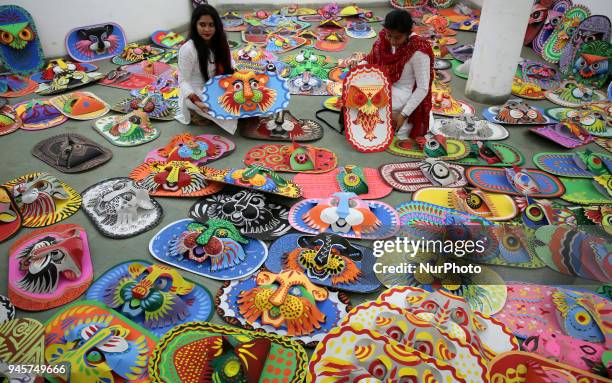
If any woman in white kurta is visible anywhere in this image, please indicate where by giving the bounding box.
[176,4,238,134]
[350,9,434,139]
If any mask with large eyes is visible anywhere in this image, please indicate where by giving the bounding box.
[550,8,586,52]
[573,150,610,176]
[303,192,380,235]
[505,167,540,195]
[345,84,389,138]
[421,134,449,158]
[11,173,72,228]
[419,159,458,186]
[496,100,546,124]
[572,40,612,88]
[408,290,488,351]
[189,190,290,239]
[289,72,324,94]
[0,5,44,75]
[108,109,155,143]
[15,228,83,295]
[218,70,277,115]
[284,233,362,284]
[46,318,150,383]
[551,80,596,104]
[169,219,248,270]
[237,270,328,336]
[351,339,445,383]
[552,288,607,343]
[493,224,546,268]
[100,263,197,331]
[137,160,208,195]
[432,84,463,116]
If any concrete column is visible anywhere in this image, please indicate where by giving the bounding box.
[465,0,533,104]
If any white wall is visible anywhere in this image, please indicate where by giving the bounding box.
[469,0,612,17]
[11,0,192,58]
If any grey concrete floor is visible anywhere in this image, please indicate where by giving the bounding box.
[0,5,605,330]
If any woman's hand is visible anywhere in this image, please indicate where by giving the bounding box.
[194,101,209,114]
[395,114,408,130]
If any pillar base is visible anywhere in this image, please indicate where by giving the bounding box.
[465,89,511,105]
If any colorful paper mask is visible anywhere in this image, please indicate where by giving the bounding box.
[432,115,509,140]
[0,5,44,74]
[4,172,81,228]
[294,166,393,200]
[559,15,611,75]
[112,93,178,120]
[517,59,561,90]
[148,322,308,383]
[44,301,157,383]
[94,109,159,147]
[286,71,337,96]
[281,48,337,80]
[30,59,97,84]
[483,99,551,124]
[82,178,162,238]
[0,294,15,324]
[378,286,519,359]
[32,133,112,173]
[530,225,611,282]
[314,31,348,52]
[243,143,337,173]
[532,0,572,55]
[545,79,607,107]
[86,261,213,336]
[150,218,268,280]
[542,5,591,63]
[336,301,489,383]
[432,81,475,117]
[241,24,271,44]
[35,69,105,96]
[548,105,611,137]
[343,64,393,153]
[0,73,37,98]
[150,29,185,48]
[380,159,468,192]
[289,192,400,239]
[0,185,21,243]
[496,284,611,346]
[8,224,92,311]
[524,1,550,45]
[411,187,518,221]
[112,43,164,65]
[572,40,612,88]
[129,161,222,198]
[66,22,126,62]
[308,324,468,382]
[0,318,45,379]
[488,351,612,383]
[240,109,324,141]
[49,91,109,120]
[218,269,350,345]
[345,20,377,38]
[232,43,277,64]
[203,70,291,119]
[203,164,302,198]
[266,233,383,293]
[189,189,291,239]
[13,99,67,130]
[0,104,21,135]
[265,33,308,53]
[145,133,235,166]
[534,150,611,178]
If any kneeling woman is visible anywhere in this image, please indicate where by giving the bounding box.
[351,9,434,139]
[176,4,237,134]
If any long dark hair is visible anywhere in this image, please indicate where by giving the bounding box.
[383,9,414,35]
[189,5,234,81]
